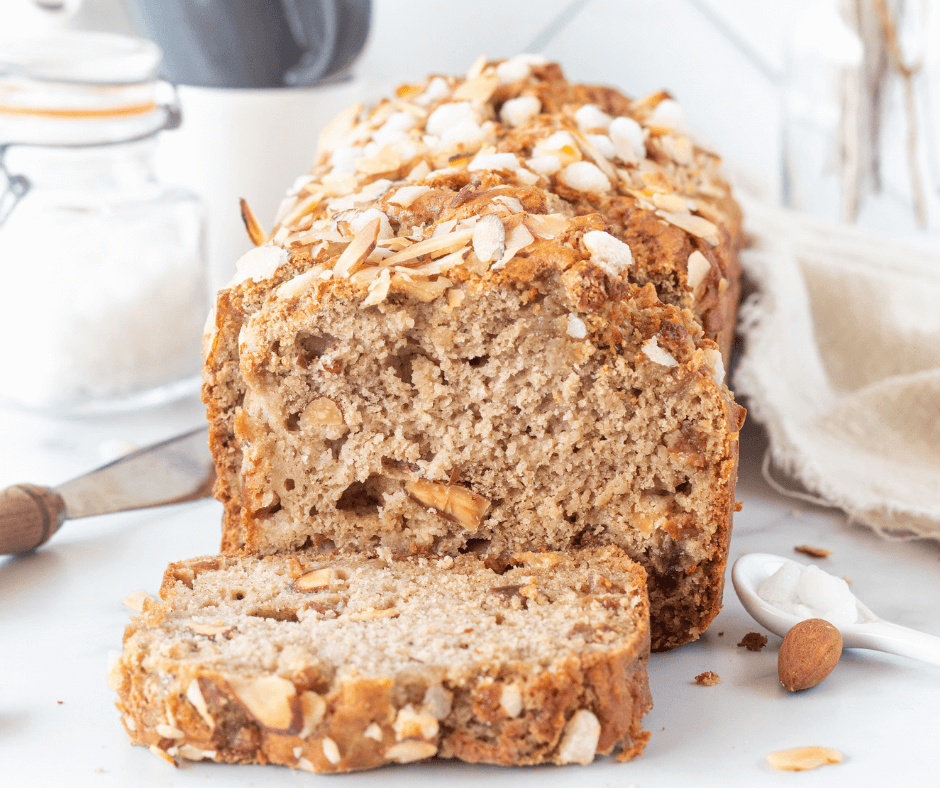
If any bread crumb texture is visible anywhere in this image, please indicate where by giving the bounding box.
[113,547,652,772]
[202,55,745,651]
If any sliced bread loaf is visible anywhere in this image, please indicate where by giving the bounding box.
[112,546,651,772]
[202,57,745,650]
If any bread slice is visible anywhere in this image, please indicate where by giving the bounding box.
[111,547,652,772]
[202,57,745,650]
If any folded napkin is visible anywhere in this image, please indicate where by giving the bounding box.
[733,197,940,539]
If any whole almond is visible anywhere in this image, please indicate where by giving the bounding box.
[778,618,843,692]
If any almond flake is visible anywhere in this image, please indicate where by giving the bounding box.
[279,190,324,230]
[642,336,679,367]
[491,224,534,270]
[453,72,499,103]
[465,54,488,80]
[492,195,524,213]
[472,214,505,263]
[239,198,268,246]
[227,675,298,732]
[652,193,691,213]
[766,746,843,771]
[405,478,490,529]
[391,274,453,303]
[656,210,720,245]
[361,268,392,307]
[686,250,711,292]
[317,102,363,156]
[388,185,431,207]
[356,145,402,176]
[364,722,384,741]
[533,131,581,166]
[186,679,214,730]
[333,218,381,278]
[156,723,185,739]
[381,228,474,267]
[407,160,432,181]
[148,744,177,767]
[524,212,570,239]
[571,129,617,181]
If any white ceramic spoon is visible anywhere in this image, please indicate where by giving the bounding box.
[732,553,940,667]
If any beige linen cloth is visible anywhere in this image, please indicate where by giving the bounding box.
[733,197,940,539]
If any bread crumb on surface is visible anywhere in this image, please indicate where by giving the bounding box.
[794,545,832,558]
[694,671,721,686]
[737,632,768,651]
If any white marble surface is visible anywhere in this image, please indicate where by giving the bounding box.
[2,401,939,787]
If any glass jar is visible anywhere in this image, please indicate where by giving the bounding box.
[0,31,208,414]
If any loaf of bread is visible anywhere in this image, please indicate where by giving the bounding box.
[202,55,745,650]
[111,546,652,772]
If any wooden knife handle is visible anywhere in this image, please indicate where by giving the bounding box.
[0,484,67,555]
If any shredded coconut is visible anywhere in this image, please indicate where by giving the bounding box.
[231,245,290,286]
[500,95,541,127]
[566,314,588,339]
[756,562,858,627]
[574,104,612,131]
[641,336,679,367]
[609,116,646,161]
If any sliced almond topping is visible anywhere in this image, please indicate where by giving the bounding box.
[293,567,336,592]
[317,102,363,157]
[387,185,431,207]
[472,214,506,263]
[349,607,402,621]
[362,269,392,307]
[406,248,468,277]
[148,744,177,767]
[186,679,214,730]
[524,212,571,239]
[465,54,488,80]
[333,218,380,278]
[491,223,534,270]
[356,145,402,176]
[656,210,720,245]
[364,722,384,741]
[380,228,474,268]
[766,746,843,771]
[404,478,490,530]
[452,72,499,103]
[390,274,452,303]
[652,192,690,213]
[227,675,299,732]
[239,198,268,246]
[571,128,617,181]
[384,740,438,763]
[279,189,325,231]
[156,723,185,739]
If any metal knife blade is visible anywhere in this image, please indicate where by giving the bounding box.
[57,426,215,518]
[0,427,215,555]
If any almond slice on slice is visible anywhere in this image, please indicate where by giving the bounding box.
[333,218,381,278]
[239,198,268,246]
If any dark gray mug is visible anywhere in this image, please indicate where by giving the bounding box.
[126,0,371,88]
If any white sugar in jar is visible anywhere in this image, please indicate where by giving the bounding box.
[0,32,207,414]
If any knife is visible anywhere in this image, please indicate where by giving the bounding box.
[0,427,215,555]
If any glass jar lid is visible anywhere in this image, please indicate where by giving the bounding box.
[0,31,176,146]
